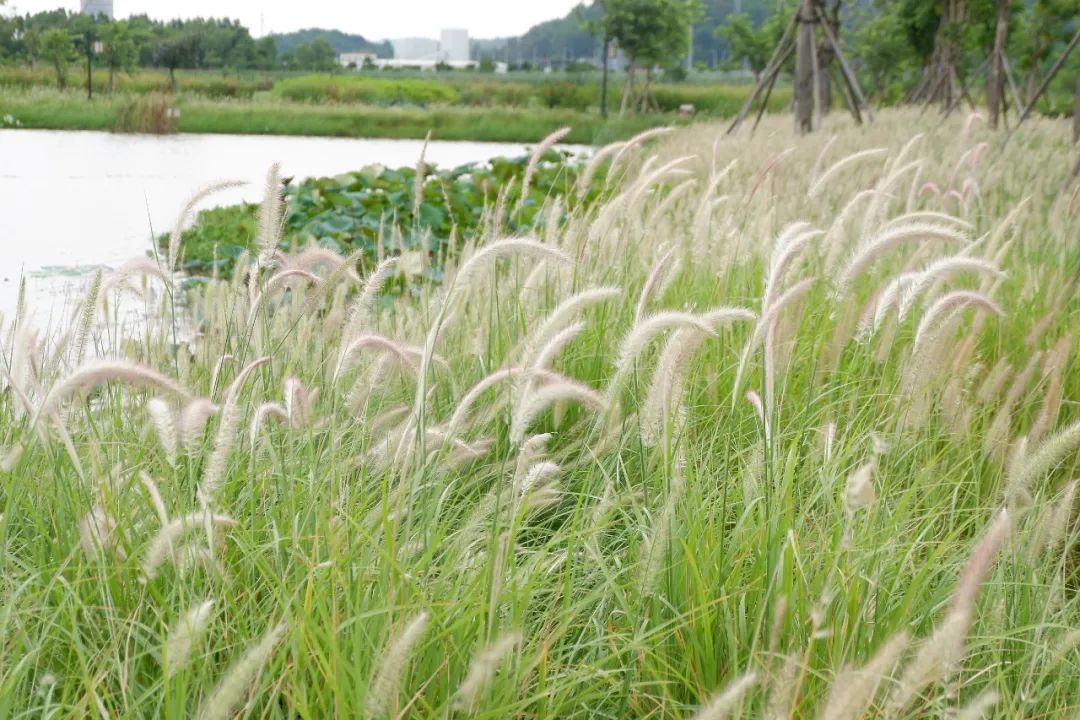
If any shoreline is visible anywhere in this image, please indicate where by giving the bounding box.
[0,90,693,145]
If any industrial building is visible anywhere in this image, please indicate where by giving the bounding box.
[438,29,469,63]
[79,0,114,19]
[390,29,470,63]
[391,37,440,61]
[339,52,377,68]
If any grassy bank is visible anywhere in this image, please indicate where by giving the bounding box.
[0,65,786,115]
[0,88,694,143]
[2,110,1079,718]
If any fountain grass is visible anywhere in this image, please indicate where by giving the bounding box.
[0,109,1079,719]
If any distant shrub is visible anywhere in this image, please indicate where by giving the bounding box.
[538,80,594,110]
[114,92,177,134]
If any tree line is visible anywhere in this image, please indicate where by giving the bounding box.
[0,10,360,89]
[577,0,1077,117]
[0,0,1075,123]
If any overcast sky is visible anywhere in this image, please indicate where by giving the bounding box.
[5,1,585,39]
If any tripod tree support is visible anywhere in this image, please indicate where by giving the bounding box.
[727,2,870,136]
[727,13,798,135]
[1016,27,1080,128]
[794,0,817,133]
[813,5,873,122]
[752,42,795,132]
[986,0,1009,128]
[1002,52,1024,119]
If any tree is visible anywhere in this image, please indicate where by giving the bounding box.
[1012,0,1080,102]
[884,0,997,107]
[849,6,918,101]
[592,0,703,114]
[99,21,139,93]
[39,28,75,89]
[156,32,199,91]
[716,13,778,81]
[254,36,277,69]
[281,38,338,72]
[816,0,842,112]
[0,15,24,62]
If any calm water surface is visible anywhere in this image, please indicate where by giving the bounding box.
[0,129,564,325]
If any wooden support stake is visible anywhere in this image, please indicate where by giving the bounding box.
[832,66,862,125]
[1001,51,1024,120]
[753,42,794,132]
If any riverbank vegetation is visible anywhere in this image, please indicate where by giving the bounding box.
[1,109,1079,718]
[166,148,610,279]
[0,87,686,143]
[1,0,1076,115]
[0,66,790,145]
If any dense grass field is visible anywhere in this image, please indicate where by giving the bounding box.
[1,110,1079,718]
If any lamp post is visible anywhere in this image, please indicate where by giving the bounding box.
[84,29,97,100]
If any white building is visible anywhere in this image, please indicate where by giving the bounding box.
[438,29,469,63]
[392,37,439,61]
[80,0,114,18]
[392,30,470,64]
[370,59,480,71]
[339,52,376,68]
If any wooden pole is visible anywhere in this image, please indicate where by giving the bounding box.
[600,36,609,118]
[832,66,862,125]
[85,31,93,101]
[752,42,794,132]
[1002,51,1024,119]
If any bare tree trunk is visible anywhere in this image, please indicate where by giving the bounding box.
[816,0,840,115]
[923,0,965,108]
[794,0,817,133]
[987,0,1009,129]
[639,68,653,114]
[620,66,635,117]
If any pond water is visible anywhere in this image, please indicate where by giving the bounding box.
[0,129,567,326]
